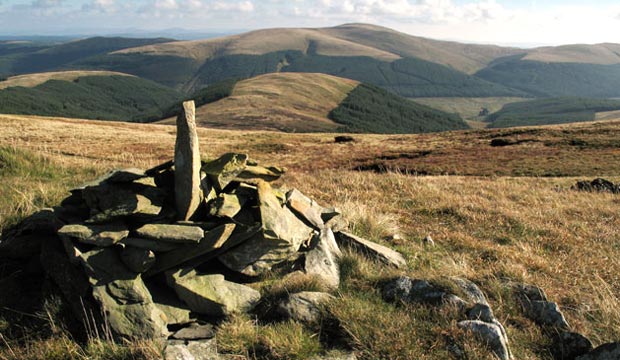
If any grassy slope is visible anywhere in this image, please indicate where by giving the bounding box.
[0,74,182,121]
[523,43,620,64]
[1,114,620,359]
[413,96,526,122]
[0,70,132,89]
[486,97,620,128]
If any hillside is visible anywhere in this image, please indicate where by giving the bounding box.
[0,72,182,121]
[486,97,620,128]
[159,73,469,133]
[1,114,620,359]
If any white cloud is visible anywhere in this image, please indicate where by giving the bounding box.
[82,0,117,13]
[154,0,179,10]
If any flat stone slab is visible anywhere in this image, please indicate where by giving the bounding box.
[167,269,261,317]
[208,193,247,218]
[235,165,285,183]
[82,183,165,223]
[172,323,216,340]
[58,223,129,247]
[335,231,406,268]
[135,224,204,244]
[202,153,249,191]
[286,189,325,229]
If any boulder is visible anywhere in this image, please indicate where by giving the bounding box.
[304,229,340,289]
[552,332,593,360]
[458,320,512,360]
[135,224,204,244]
[576,342,620,360]
[164,338,218,360]
[58,223,129,247]
[335,231,406,268]
[451,277,489,306]
[167,268,261,317]
[120,246,156,273]
[202,153,249,192]
[286,189,325,229]
[175,100,202,221]
[208,193,248,219]
[382,276,465,308]
[524,301,570,330]
[276,291,334,323]
[82,183,166,223]
[218,181,314,277]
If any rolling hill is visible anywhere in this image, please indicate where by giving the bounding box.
[159,73,469,133]
[0,71,182,121]
[486,97,620,128]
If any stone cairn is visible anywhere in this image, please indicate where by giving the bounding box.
[0,101,405,359]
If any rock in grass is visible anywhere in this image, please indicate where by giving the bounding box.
[218,181,314,277]
[172,323,216,340]
[335,231,406,268]
[458,320,512,360]
[134,224,204,244]
[167,268,260,317]
[286,188,325,229]
[277,291,334,324]
[175,100,202,221]
[552,332,593,360]
[525,301,570,330]
[304,229,340,289]
[382,276,465,307]
[58,223,129,247]
[165,338,218,360]
[576,342,620,360]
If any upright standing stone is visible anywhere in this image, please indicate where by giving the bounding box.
[175,101,201,221]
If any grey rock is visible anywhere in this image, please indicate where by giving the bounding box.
[218,181,314,277]
[165,338,219,360]
[202,153,248,192]
[120,246,156,273]
[335,231,406,268]
[172,323,216,340]
[121,237,181,252]
[382,276,461,306]
[451,277,489,306]
[146,223,237,276]
[304,229,340,289]
[135,224,204,244]
[320,207,341,223]
[58,223,129,247]
[467,303,496,323]
[208,193,247,218]
[277,291,334,323]
[525,300,570,330]
[82,183,165,223]
[576,342,620,360]
[515,283,548,302]
[100,168,146,183]
[286,189,325,229]
[149,283,194,326]
[167,268,261,317]
[552,332,593,360]
[458,320,512,360]
[175,100,202,221]
[324,214,349,233]
[235,164,284,183]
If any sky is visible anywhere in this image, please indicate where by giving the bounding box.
[1,0,619,46]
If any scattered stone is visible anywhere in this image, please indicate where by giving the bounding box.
[382,276,464,307]
[552,332,593,360]
[120,246,156,273]
[423,235,435,247]
[202,153,249,192]
[335,136,355,143]
[167,269,261,317]
[452,277,488,306]
[58,223,129,247]
[172,323,216,340]
[304,229,340,289]
[524,300,570,330]
[135,224,204,244]
[576,342,620,360]
[458,320,512,360]
[335,231,406,268]
[164,338,218,360]
[175,100,202,221]
[572,178,620,194]
[276,291,334,323]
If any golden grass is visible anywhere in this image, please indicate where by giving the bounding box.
[523,43,620,64]
[413,97,526,122]
[0,71,132,89]
[3,114,620,358]
[161,73,358,132]
[595,109,620,121]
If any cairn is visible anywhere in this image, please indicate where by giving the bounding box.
[0,100,405,358]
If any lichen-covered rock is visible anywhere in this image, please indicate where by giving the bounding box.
[286,189,325,229]
[135,224,204,244]
[172,323,216,340]
[335,231,406,268]
[174,101,202,221]
[277,291,334,323]
[382,276,465,307]
[202,153,249,191]
[208,193,248,219]
[524,300,570,330]
[458,320,512,360]
[167,268,260,317]
[164,338,218,360]
[82,183,166,223]
[452,277,488,306]
[58,223,129,247]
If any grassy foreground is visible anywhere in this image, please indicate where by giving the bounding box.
[1,114,620,359]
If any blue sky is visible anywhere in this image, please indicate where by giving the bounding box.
[1,0,619,46]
